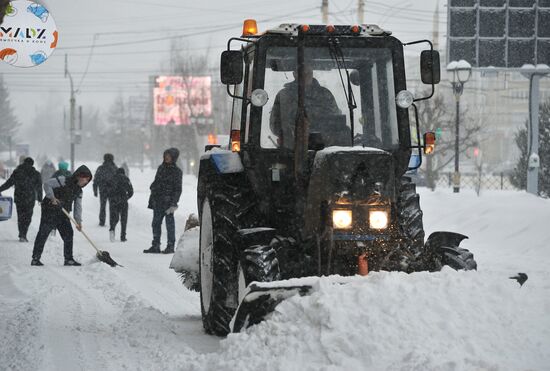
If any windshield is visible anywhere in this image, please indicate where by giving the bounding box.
[261,46,399,150]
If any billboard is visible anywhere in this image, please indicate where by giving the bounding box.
[447,0,550,68]
[153,76,212,126]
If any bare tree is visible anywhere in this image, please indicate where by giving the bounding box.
[168,40,221,173]
[415,90,482,190]
[0,74,20,157]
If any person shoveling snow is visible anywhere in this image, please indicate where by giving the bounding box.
[31,165,92,266]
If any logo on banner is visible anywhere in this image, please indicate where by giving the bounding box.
[0,0,58,67]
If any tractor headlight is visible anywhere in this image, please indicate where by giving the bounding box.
[333,209,352,229]
[369,210,389,229]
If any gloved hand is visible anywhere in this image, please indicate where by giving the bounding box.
[165,206,178,215]
[51,197,61,206]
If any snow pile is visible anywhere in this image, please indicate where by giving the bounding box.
[191,189,550,371]
[197,269,549,371]
[170,226,200,274]
[170,226,200,290]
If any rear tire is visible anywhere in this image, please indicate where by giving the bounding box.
[199,182,259,336]
[199,198,234,335]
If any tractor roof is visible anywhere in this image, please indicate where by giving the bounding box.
[264,23,392,37]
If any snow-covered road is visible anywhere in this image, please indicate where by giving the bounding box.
[1,168,549,370]
[0,168,219,370]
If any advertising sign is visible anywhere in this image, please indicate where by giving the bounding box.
[0,0,58,67]
[153,75,212,126]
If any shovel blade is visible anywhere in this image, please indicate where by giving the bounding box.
[96,250,121,267]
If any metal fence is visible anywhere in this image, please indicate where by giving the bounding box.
[435,172,518,191]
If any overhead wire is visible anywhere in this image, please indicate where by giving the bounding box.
[57,7,318,50]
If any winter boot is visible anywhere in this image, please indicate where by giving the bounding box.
[19,237,28,243]
[31,258,44,266]
[143,245,161,254]
[162,244,175,254]
[64,259,82,266]
[109,230,115,242]
[121,235,127,242]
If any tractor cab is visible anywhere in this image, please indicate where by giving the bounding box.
[217,21,439,236]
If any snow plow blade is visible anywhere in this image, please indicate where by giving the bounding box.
[231,282,313,333]
[230,275,365,333]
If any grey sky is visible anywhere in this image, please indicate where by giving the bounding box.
[1,0,443,129]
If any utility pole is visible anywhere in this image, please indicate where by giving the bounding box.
[322,0,328,24]
[8,136,12,163]
[358,0,364,24]
[65,54,76,171]
[521,65,550,195]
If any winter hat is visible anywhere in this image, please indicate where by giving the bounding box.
[58,161,69,171]
[23,157,34,166]
[163,147,180,162]
[71,165,93,185]
[104,153,114,162]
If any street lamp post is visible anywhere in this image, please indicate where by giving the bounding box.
[447,60,472,193]
[65,54,76,171]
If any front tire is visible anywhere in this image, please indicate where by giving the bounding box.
[397,176,425,255]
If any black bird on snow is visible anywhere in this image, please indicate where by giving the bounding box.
[509,273,528,287]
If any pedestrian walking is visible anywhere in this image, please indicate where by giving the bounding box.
[31,165,93,266]
[40,160,56,183]
[108,167,133,242]
[93,153,117,227]
[121,161,130,179]
[53,160,71,178]
[144,148,182,254]
[0,157,42,242]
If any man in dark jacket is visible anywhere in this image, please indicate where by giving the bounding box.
[31,165,93,266]
[93,153,117,226]
[144,148,182,254]
[108,168,133,242]
[0,157,42,242]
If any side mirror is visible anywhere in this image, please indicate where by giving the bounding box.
[423,132,435,154]
[220,50,243,85]
[420,50,440,85]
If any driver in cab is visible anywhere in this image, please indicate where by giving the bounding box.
[269,64,342,149]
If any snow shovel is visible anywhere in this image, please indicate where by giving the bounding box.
[61,207,122,267]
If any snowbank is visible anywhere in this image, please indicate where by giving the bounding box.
[198,269,549,371]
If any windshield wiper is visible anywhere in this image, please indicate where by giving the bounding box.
[328,37,357,146]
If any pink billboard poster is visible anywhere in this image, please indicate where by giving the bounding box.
[153,75,212,126]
